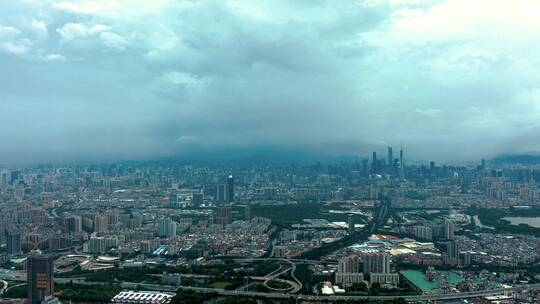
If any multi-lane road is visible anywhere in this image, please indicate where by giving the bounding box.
[168,283,540,302]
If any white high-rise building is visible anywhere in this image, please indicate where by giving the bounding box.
[414,225,433,240]
[158,218,177,238]
[84,237,118,253]
[335,255,363,286]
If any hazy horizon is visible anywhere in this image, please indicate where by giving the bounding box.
[2,1,540,165]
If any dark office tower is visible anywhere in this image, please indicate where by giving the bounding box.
[387,147,393,173]
[192,193,203,207]
[10,170,20,184]
[5,231,21,256]
[348,215,355,235]
[362,160,368,177]
[430,161,435,173]
[371,152,378,174]
[481,158,485,169]
[227,175,234,203]
[399,146,405,179]
[66,216,82,233]
[27,254,54,304]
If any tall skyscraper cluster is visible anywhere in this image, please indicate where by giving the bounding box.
[368,145,405,178]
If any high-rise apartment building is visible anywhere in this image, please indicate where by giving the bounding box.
[446,241,460,260]
[363,252,391,274]
[94,214,109,233]
[217,205,232,225]
[335,255,363,286]
[444,220,455,240]
[414,225,433,241]
[66,216,82,233]
[157,218,177,238]
[5,231,21,256]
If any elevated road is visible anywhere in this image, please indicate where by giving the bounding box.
[171,283,540,302]
[0,279,7,294]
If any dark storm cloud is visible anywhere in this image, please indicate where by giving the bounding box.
[1,0,540,165]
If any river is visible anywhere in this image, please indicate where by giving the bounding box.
[502,217,540,228]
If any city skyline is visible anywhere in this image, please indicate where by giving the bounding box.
[0,141,525,168]
[5,1,540,304]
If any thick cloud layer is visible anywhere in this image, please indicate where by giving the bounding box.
[1,0,540,165]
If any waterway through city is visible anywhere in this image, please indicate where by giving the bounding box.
[502,217,540,228]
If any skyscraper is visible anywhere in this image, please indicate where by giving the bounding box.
[27,254,54,304]
[445,241,460,265]
[192,193,203,207]
[335,255,363,286]
[338,255,360,273]
[5,231,21,256]
[387,147,393,173]
[399,146,405,179]
[443,219,455,240]
[371,152,378,174]
[216,184,227,203]
[217,205,232,225]
[94,214,109,233]
[348,215,355,235]
[227,175,234,203]
[362,159,368,177]
[66,216,82,233]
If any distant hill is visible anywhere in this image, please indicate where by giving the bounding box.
[491,154,540,165]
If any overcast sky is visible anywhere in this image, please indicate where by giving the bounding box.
[1,0,540,165]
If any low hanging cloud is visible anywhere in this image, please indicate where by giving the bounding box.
[1,0,540,165]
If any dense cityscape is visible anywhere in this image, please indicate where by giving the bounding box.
[2,147,540,303]
[3,0,540,303]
